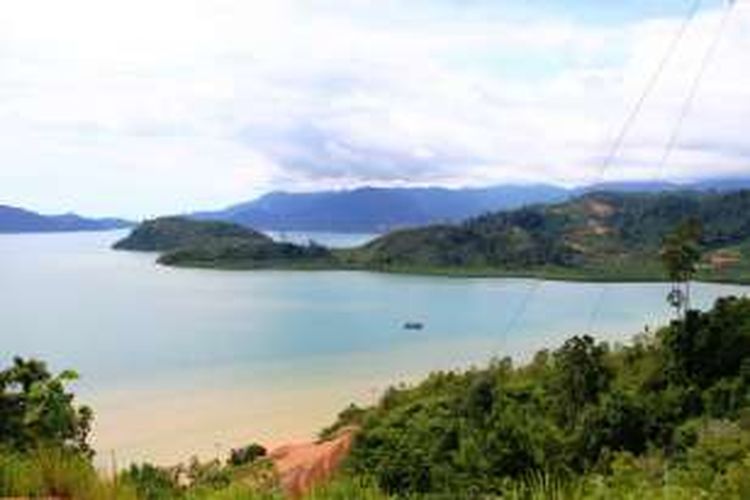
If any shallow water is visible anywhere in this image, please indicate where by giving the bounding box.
[1,230,747,466]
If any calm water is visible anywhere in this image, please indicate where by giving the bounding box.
[1,230,748,465]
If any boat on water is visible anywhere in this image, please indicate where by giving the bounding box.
[403,322,424,331]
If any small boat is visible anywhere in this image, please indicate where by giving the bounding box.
[403,322,424,331]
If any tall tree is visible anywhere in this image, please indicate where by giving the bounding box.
[0,357,93,456]
[660,218,703,319]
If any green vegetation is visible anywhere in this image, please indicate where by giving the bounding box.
[228,444,267,467]
[0,357,93,456]
[0,358,127,499]
[114,217,334,268]
[113,217,271,252]
[346,190,750,283]
[323,295,750,498]
[116,191,750,284]
[0,357,280,498]
[4,294,750,498]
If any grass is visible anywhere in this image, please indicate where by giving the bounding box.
[3,451,746,500]
[0,447,137,499]
[0,449,381,500]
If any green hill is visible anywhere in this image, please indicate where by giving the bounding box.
[348,190,750,282]
[113,217,271,252]
[114,217,333,268]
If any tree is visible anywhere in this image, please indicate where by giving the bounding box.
[0,357,93,456]
[551,335,611,427]
[662,296,750,388]
[660,219,703,319]
[228,443,267,466]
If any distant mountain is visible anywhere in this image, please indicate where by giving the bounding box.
[194,185,571,233]
[0,205,131,234]
[579,177,750,194]
[690,177,750,192]
[193,177,750,233]
[577,181,680,193]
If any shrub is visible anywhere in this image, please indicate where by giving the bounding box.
[228,444,267,467]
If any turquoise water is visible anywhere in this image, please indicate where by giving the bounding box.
[1,230,748,465]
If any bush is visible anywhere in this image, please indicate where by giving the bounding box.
[344,297,750,497]
[228,444,267,467]
[0,357,93,455]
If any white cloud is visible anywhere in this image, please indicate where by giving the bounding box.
[0,0,748,217]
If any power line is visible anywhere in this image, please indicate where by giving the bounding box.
[498,278,544,355]
[584,0,736,335]
[587,0,737,336]
[592,0,704,183]
[656,0,738,181]
[516,0,706,341]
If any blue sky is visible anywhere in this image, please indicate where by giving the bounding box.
[0,0,747,218]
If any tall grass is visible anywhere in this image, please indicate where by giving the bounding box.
[305,475,389,500]
[0,447,137,499]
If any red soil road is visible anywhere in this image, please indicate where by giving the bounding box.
[268,428,356,498]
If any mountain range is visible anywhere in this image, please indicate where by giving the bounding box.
[4,176,750,234]
[193,177,750,233]
[0,205,131,234]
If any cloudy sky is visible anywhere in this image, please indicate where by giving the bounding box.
[0,0,748,218]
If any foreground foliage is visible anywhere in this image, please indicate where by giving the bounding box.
[334,295,750,498]
[4,291,750,498]
[0,357,92,456]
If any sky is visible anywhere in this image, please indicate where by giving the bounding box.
[0,0,748,218]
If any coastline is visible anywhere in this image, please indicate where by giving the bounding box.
[156,258,750,286]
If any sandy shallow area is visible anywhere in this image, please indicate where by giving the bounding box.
[88,376,375,468]
[85,337,507,468]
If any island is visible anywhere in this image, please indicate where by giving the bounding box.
[114,216,334,268]
[114,190,750,283]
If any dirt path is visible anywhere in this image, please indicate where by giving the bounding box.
[268,428,356,498]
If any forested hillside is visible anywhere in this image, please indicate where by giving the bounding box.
[114,217,333,268]
[115,190,750,283]
[351,190,750,281]
[330,295,750,498]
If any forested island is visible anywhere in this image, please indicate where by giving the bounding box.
[114,217,335,268]
[115,190,750,283]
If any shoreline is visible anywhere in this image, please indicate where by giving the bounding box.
[156,258,750,286]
